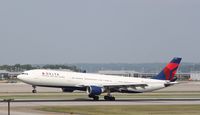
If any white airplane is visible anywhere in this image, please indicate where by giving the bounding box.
[17,57,181,101]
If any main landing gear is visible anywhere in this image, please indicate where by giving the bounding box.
[32,86,37,93]
[88,94,115,101]
[104,89,115,101]
[104,95,115,101]
[88,94,99,101]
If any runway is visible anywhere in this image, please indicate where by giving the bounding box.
[1,98,200,107]
[0,82,200,107]
[0,82,200,115]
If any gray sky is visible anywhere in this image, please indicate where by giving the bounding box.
[0,0,200,64]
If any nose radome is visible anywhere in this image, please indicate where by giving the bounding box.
[17,75,23,80]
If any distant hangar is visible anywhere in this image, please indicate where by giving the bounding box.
[98,70,190,81]
[0,70,21,80]
[0,69,198,81]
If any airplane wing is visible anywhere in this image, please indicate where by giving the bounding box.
[77,82,148,88]
[103,83,147,87]
[102,83,148,90]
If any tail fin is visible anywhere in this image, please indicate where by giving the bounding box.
[152,57,182,81]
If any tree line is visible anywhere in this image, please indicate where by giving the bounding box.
[0,64,83,72]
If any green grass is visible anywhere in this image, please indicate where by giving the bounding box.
[38,105,200,115]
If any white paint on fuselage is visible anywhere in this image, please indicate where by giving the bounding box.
[17,69,168,93]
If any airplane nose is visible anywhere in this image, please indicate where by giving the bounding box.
[17,75,23,80]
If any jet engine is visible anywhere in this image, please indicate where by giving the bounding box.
[87,86,104,96]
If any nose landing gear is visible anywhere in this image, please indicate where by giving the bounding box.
[32,86,37,93]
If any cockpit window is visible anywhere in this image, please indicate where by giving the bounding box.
[21,73,28,75]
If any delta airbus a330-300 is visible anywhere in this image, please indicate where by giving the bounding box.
[17,57,181,101]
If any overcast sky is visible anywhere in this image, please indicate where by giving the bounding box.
[0,0,200,64]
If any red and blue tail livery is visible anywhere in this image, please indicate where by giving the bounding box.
[153,57,182,82]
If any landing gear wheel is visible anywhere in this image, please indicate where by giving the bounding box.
[32,86,37,93]
[93,96,99,101]
[104,95,115,101]
[32,89,37,93]
[104,88,115,101]
[104,95,109,101]
[88,94,99,101]
[110,96,115,101]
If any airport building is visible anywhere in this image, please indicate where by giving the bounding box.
[98,70,190,80]
[0,70,9,80]
[190,72,200,81]
[98,70,139,77]
[0,70,21,80]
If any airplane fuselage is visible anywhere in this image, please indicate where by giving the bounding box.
[17,57,181,101]
[18,69,167,93]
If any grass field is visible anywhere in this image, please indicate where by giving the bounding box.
[1,92,200,100]
[38,105,200,115]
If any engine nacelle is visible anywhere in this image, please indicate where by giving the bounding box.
[62,88,74,92]
[87,86,104,96]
